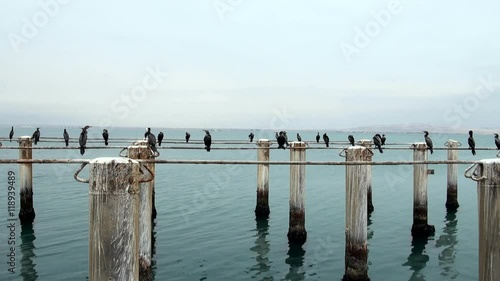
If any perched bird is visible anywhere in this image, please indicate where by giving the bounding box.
[348,135,355,146]
[9,126,14,142]
[297,133,302,142]
[495,133,500,150]
[373,134,383,153]
[157,132,164,147]
[281,131,289,147]
[316,132,320,143]
[32,128,40,145]
[323,133,329,148]
[102,129,109,146]
[185,132,191,143]
[144,127,151,139]
[424,131,433,154]
[381,134,386,146]
[204,130,212,152]
[79,126,90,155]
[63,129,70,147]
[249,132,254,142]
[276,132,286,149]
[148,130,159,156]
[468,130,476,156]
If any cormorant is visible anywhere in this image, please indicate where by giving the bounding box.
[348,135,355,146]
[495,133,500,149]
[185,132,191,143]
[63,129,69,147]
[249,132,254,142]
[32,128,40,145]
[144,127,151,139]
[157,132,164,147]
[373,134,383,153]
[468,130,476,156]
[148,130,159,156]
[323,133,329,148]
[276,132,286,149]
[79,126,90,155]
[9,126,14,142]
[102,129,109,146]
[316,132,320,143]
[424,131,433,154]
[381,134,386,146]
[297,133,302,142]
[281,131,289,147]
[204,130,212,152]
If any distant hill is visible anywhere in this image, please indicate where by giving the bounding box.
[339,124,498,135]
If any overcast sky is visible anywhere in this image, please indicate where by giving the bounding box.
[1,0,499,129]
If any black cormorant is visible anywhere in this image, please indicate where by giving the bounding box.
[373,134,383,153]
[495,133,500,149]
[348,135,355,146]
[157,132,164,147]
[316,132,320,143]
[204,130,212,152]
[249,132,254,142]
[381,134,386,146]
[63,129,69,147]
[276,132,286,149]
[424,131,433,154]
[468,130,476,155]
[185,132,191,143]
[102,129,109,146]
[79,126,90,155]
[144,127,151,139]
[32,128,40,145]
[323,133,329,148]
[297,133,302,142]
[148,130,159,156]
[9,126,14,142]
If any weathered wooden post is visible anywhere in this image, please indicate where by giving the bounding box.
[255,139,272,218]
[359,139,374,214]
[19,136,35,223]
[465,159,500,281]
[288,142,307,245]
[343,146,370,281]
[411,143,435,238]
[83,157,141,281]
[128,141,154,279]
[446,140,460,210]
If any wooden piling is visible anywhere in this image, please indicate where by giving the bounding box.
[466,159,500,281]
[287,142,307,245]
[128,142,154,279]
[88,157,140,281]
[19,136,35,223]
[446,140,460,210]
[255,139,272,218]
[359,140,374,214]
[411,143,435,238]
[343,146,370,281]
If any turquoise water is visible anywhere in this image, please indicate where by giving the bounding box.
[0,126,496,281]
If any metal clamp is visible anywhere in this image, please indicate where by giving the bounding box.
[119,148,128,157]
[366,148,375,157]
[497,151,500,158]
[339,148,347,158]
[409,144,416,149]
[444,141,462,147]
[139,164,155,183]
[74,163,89,183]
[149,147,160,158]
[464,163,487,182]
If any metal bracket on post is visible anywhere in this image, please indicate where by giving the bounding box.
[74,163,90,183]
[497,151,500,158]
[119,148,129,157]
[339,148,347,158]
[464,163,487,182]
[139,164,155,183]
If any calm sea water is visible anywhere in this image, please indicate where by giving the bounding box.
[0,126,496,281]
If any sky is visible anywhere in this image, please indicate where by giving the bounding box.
[1,0,499,130]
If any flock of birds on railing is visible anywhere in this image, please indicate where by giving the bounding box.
[2,126,500,157]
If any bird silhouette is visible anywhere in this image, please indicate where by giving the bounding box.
[348,135,355,146]
[32,128,40,145]
[323,133,329,148]
[297,133,302,142]
[144,127,151,139]
[373,134,383,153]
[9,126,14,142]
[495,133,500,149]
[157,132,164,147]
[63,129,70,147]
[102,129,109,146]
[381,134,386,146]
[148,130,159,156]
[424,131,433,154]
[79,126,90,155]
[276,132,286,150]
[204,130,212,152]
[316,132,320,143]
[468,130,476,155]
[248,132,254,142]
[185,132,191,143]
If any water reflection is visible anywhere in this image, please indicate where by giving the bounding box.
[403,238,429,281]
[284,244,306,281]
[367,215,374,240]
[249,218,273,281]
[20,223,38,281]
[435,210,458,280]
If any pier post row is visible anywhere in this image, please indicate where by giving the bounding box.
[343,146,370,281]
[255,139,272,219]
[287,141,307,245]
[446,140,460,210]
[411,143,435,238]
[128,141,154,279]
[85,157,141,281]
[465,159,500,281]
[359,139,374,214]
[19,136,35,223]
